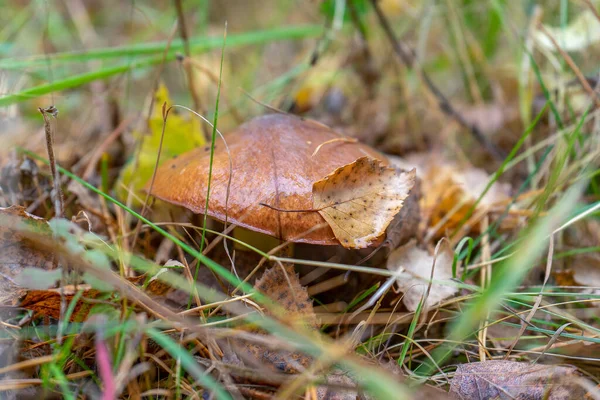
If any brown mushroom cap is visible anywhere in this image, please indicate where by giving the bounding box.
[147,114,388,245]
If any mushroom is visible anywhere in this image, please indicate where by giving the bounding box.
[147,113,394,246]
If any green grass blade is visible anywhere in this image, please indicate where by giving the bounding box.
[0,25,322,69]
[0,25,323,107]
[416,178,587,376]
[146,328,232,400]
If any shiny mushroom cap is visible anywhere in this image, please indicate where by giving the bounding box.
[147,113,388,245]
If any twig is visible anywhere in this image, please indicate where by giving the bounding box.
[174,0,208,140]
[537,24,600,108]
[369,0,506,160]
[240,88,290,115]
[38,105,67,346]
[582,0,600,22]
[38,106,64,218]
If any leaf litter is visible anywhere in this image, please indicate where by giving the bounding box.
[313,156,416,249]
[450,360,587,400]
[236,263,317,374]
[386,239,457,312]
[0,207,172,321]
[4,2,600,398]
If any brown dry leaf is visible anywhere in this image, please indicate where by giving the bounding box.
[450,360,587,400]
[254,263,318,330]
[0,206,172,320]
[240,264,317,374]
[386,240,457,311]
[565,220,600,288]
[395,154,514,238]
[19,286,101,321]
[313,157,416,249]
[17,273,172,322]
[0,206,54,306]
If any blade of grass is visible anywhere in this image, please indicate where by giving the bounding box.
[416,178,586,377]
[0,25,322,69]
[146,328,232,400]
[0,25,323,107]
[21,148,255,296]
[449,102,548,239]
[195,24,225,289]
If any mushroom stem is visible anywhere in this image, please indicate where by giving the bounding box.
[233,226,293,255]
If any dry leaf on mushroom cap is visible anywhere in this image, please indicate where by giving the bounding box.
[147,114,397,245]
[386,240,457,312]
[313,157,415,248]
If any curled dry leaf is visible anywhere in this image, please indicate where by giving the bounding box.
[396,154,513,238]
[450,360,587,400]
[239,264,317,374]
[313,157,416,249]
[386,240,456,311]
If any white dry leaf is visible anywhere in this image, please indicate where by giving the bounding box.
[454,167,511,207]
[387,240,457,311]
[572,253,600,288]
[535,10,600,52]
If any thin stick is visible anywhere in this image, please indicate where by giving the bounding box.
[538,24,600,108]
[369,0,505,160]
[39,106,64,218]
[258,202,319,213]
[174,0,207,140]
[38,105,67,346]
[312,137,358,157]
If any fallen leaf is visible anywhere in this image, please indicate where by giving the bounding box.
[19,286,102,321]
[387,240,457,311]
[0,206,54,306]
[535,10,600,52]
[240,264,317,374]
[313,157,416,249]
[115,83,205,205]
[398,153,514,238]
[0,208,172,320]
[450,360,587,400]
[254,263,318,330]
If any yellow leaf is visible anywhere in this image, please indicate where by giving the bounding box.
[312,157,416,249]
[115,84,206,205]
